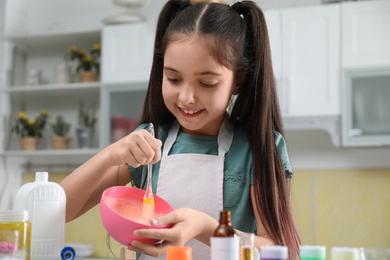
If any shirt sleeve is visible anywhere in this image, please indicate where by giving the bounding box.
[273,131,294,181]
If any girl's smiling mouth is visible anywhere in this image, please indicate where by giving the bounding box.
[180,107,203,116]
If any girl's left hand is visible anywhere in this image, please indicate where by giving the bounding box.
[128,208,218,257]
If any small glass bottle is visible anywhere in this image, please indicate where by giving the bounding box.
[211,211,239,260]
[214,211,236,237]
[239,233,255,260]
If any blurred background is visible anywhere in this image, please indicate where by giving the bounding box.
[0,0,389,258]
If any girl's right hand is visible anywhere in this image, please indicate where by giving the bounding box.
[108,129,162,168]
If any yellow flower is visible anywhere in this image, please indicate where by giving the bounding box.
[42,109,48,116]
[18,111,26,120]
[93,44,101,50]
[78,50,85,55]
[28,119,34,125]
[84,55,93,63]
[69,45,78,52]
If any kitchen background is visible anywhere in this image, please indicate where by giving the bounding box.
[0,0,389,259]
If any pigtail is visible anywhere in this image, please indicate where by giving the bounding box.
[142,0,190,135]
[139,0,190,189]
[232,1,300,259]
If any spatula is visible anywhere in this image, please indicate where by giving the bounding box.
[143,123,155,217]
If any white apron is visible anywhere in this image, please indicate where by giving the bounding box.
[140,119,233,260]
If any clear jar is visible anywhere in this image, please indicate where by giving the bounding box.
[0,210,31,260]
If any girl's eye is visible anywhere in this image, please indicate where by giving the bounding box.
[201,82,217,88]
[167,77,181,84]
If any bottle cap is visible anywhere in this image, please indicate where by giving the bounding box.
[331,247,359,260]
[300,245,326,259]
[0,210,29,222]
[261,246,288,259]
[61,246,75,260]
[35,172,48,182]
[166,246,192,260]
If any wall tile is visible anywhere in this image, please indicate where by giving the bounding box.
[315,170,390,252]
[291,170,315,244]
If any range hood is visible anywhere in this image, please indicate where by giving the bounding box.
[283,116,341,147]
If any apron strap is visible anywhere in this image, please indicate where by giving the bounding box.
[162,121,180,157]
[217,117,234,156]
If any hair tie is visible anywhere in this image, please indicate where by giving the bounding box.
[232,2,247,15]
[180,0,191,11]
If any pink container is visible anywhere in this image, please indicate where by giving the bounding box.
[100,186,174,246]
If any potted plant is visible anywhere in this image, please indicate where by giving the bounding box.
[50,115,71,150]
[76,100,97,149]
[11,110,48,150]
[64,44,101,82]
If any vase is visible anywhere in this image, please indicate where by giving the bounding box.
[53,64,72,84]
[21,137,38,151]
[79,70,97,83]
[76,127,94,149]
[51,136,69,150]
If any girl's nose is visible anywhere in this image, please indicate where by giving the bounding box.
[178,85,196,104]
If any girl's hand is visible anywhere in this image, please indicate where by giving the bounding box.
[108,129,162,168]
[128,208,219,257]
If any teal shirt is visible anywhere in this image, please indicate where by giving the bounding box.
[129,122,293,233]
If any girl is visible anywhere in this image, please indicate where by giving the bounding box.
[60,0,300,259]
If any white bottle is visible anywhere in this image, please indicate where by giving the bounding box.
[13,171,66,260]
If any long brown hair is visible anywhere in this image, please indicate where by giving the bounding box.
[141,1,300,259]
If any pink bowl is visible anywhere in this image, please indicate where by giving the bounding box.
[100,186,174,246]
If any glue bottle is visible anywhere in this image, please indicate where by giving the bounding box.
[13,171,66,260]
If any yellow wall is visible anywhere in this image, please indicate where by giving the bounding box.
[291,169,390,256]
[24,169,390,258]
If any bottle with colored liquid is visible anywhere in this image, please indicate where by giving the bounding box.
[167,246,192,260]
[331,247,359,260]
[300,245,326,260]
[261,245,288,260]
[211,210,239,260]
[239,233,255,260]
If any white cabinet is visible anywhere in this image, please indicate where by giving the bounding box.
[342,0,390,68]
[102,23,154,84]
[101,83,147,147]
[266,4,341,118]
[101,23,155,147]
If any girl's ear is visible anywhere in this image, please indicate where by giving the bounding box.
[233,74,245,94]
[233,84,240,95]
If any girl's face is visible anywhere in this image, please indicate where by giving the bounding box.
[162,36,236,136]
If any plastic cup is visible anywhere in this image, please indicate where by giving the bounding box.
[261,245,288,260]
[166,246,192,260]
[300,245,326,260]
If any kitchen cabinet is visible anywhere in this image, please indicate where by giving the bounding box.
[0,31,101,156]
[266,4,341,118]
[102,23,154,84]
[101,23,154,147]
[342,0,390,68]
[0,21,156,157]
[101,83,147,147]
